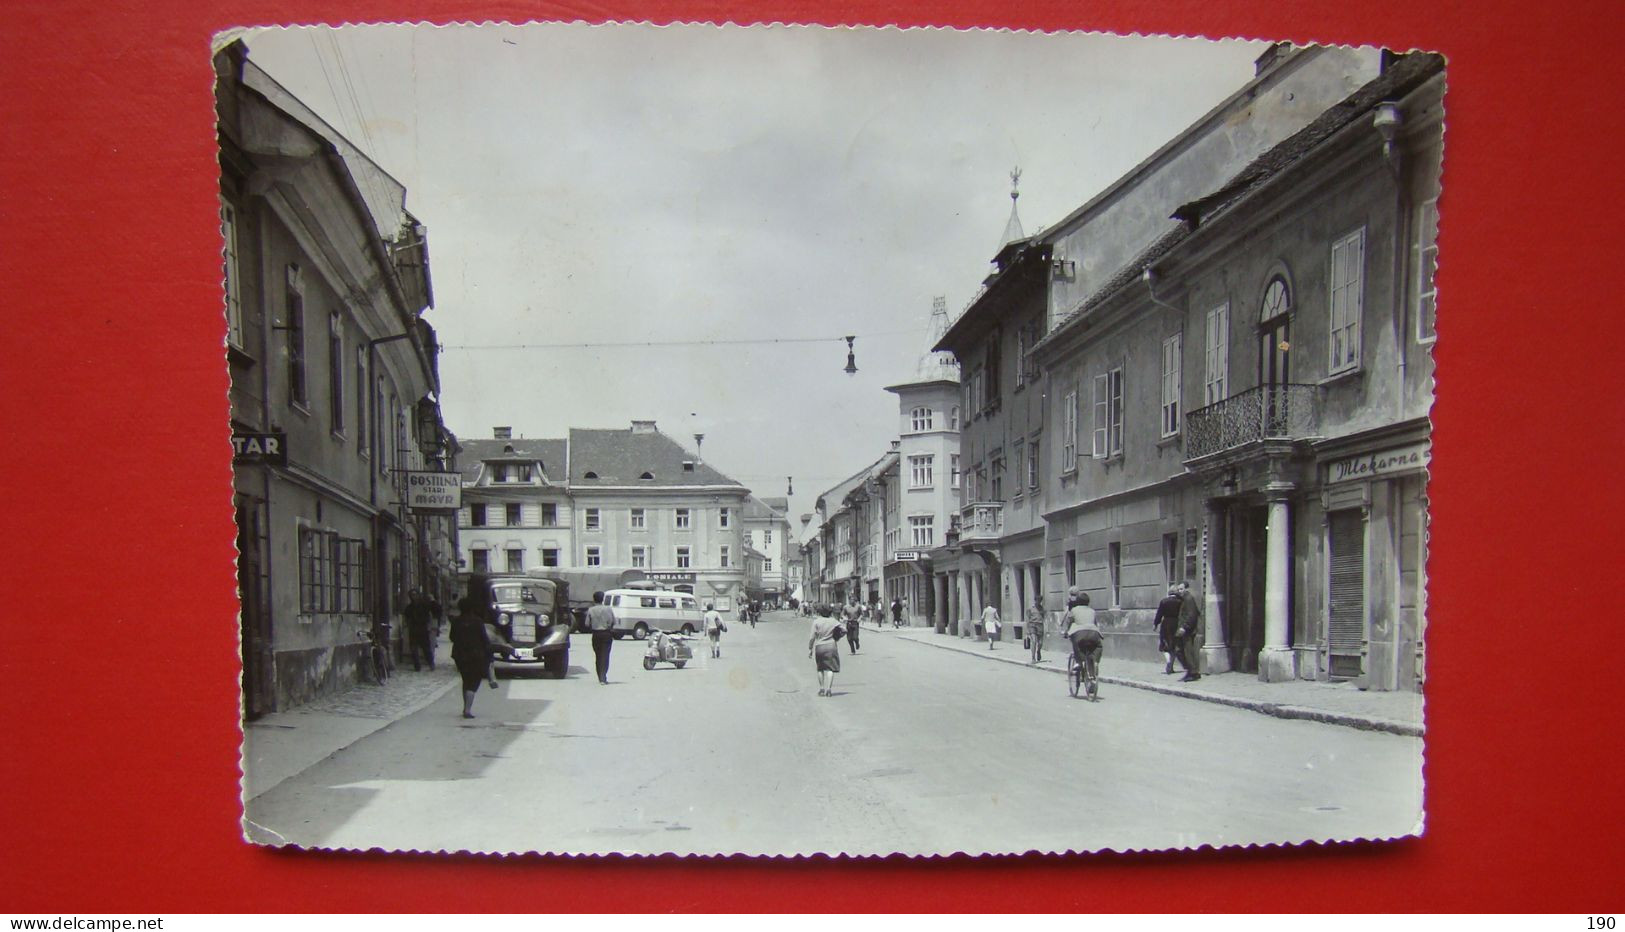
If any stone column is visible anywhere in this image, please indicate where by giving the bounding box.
[1200,499,1230,674]
[1258,486,1296,682]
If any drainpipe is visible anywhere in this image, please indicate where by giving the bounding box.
[367,331,417,646]
[1374,101,1409,422]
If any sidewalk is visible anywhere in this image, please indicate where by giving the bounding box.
[869,625,1423,736]
[241,645,459,802]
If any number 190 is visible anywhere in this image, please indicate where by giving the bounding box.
[1589,918,1615,930]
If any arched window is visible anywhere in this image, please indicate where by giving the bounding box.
[949,406,960,430]
[910,406,934,432]
[1259,276,1291,323]
[583,471,599,480]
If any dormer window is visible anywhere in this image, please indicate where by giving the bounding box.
[584,471,599,480]
[640,471,655,480]
[682,461,695,472]
[503,444,515,454]
[491,463,508,483]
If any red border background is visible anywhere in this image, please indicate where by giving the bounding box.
[3,0,1621,913]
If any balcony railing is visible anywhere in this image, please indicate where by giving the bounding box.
[959,501,1005,543]
[1184,384,1321,461]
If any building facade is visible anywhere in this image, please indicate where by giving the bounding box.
[220,41,451,717]
[741,495,792,603]
[1034,53,1441,690]
[882,374,961,627]
[456,428,572,577]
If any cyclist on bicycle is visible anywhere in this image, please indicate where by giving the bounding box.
[1062,587,1103,681]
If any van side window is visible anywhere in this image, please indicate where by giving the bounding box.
[680,599,697,611]
[657,597,676,609]
[640,596,657,608]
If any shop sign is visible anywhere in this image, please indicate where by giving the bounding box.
[406,471,462,511]
[1328,443,1431,484]
[893,550,921,561]
[649,571,697,585]
[231,431,286,466]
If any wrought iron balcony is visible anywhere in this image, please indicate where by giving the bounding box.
[1184,384,1320,462]
[959,501,1005,543]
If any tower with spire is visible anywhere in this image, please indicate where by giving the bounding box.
[917,296,961,382]
[1000,166,1024,250]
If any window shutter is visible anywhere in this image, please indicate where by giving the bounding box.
[1348,230,1365,366]
[1092,373,1108,458]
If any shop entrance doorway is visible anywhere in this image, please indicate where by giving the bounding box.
[1224,503,1269,673]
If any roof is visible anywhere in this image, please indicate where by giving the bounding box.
[744,495,790,520]
[1036,52,1445,354]
[567,427,744,488]
[456,437,567,483]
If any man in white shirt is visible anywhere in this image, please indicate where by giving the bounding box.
[703,602,726,658]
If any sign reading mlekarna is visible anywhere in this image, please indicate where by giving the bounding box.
[1328,443,1430,484]
[406,471,462,510]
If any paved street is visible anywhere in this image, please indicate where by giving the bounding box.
[245,610,1423,856]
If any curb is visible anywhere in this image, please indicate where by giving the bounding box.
[872,626,1423,737]
[244,675,460,802]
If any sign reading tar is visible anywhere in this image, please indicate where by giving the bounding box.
[232,431,287,465]
[406,471,462,511]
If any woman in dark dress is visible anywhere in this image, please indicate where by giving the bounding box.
[451,582,497,719]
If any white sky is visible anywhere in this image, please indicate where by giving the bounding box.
[240,23,1266,520]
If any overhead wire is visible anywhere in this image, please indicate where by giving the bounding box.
[442,327,924,351]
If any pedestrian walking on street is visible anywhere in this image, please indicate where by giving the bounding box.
[1026,597,1046,664]
[1176,582,1203,682]
[585,590,616,684]
[891,596,904,628]
[462,574,505,689]
[450,594,495,719]
[704,601,726,658]
[842,598,862,654]
[809,604,844,696]
[404,589,436,672]
[981,602,1001,649]
[1153,583,1184,675]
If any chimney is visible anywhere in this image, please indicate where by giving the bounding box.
[493,426,512,440]
[890,440,901,452]
[630,419,657,434]
[693,433,705,465]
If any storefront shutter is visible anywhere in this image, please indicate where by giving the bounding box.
[1327,509,1365,677]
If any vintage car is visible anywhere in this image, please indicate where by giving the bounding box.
[488,576,571,677]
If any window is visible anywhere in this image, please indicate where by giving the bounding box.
[1062,389,1078,467]
[909,454,934,489]
[1013,442,1025,496]
[764,529,772,545]
[1415,200,1439,343]
[982,332,1000,411]
[950,454,960,488]
[328,314,344,433]
[1185,528,1201,586]
[911,406,934,431]
[1161,333,1182,437]
[301,533,369,614]
[505,503,522,527]
[1065,549,1077,587]
[763,558,773,573]
[1015,328,1027,388]
[1091,368,1124,459]
[506,548,524,573]
[990,454,1004,502]
[1329,227,1366,374]
[518,464,532,482]
[355,347,368,457]
[285,265,307,408]
[631,545,648,568]
[585,545,602,567]
[1163,532,1180,586]
[676,546,691,569]
[491,463,509,483]
[909,515,934,548]
[541,503,558,525]
[720,545,731,568]
[744,531,753,548]
[470,503,487,527]
[470,548,489,575]
[220,201,244,350]
[949,406,960,430]
[1204,303,1230,405]
[630,508,646,529]
[675,508,691,529]
[1028,439,1040,490]
[542,548,560,568]
[1108,542,1122,608]
[585,508,601,531]
[718,507,731,528]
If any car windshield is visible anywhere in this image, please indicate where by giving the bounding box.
[493,584,541,605]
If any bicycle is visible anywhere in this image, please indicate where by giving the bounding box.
[1067,647,1098,701]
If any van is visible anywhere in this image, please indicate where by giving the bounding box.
[488,576,570,677]
[604,588,704,639]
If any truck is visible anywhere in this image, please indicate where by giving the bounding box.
[487,576,571,678]
[526,568,651,631]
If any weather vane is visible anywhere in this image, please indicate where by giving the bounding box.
[1010,166,1022,202]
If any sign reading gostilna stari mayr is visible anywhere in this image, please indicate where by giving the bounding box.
[405,471,462,511]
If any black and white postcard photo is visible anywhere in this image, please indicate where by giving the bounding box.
[224,22,1442,856]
